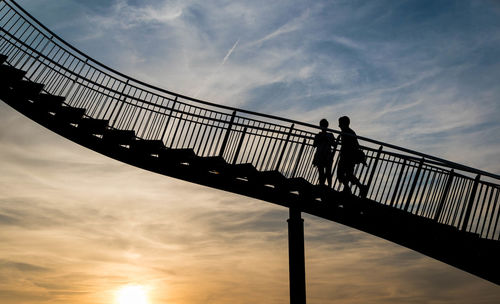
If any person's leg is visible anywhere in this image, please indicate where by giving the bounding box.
[337,158,350,193]
[347,166,360,187]
[318,166,326,185]
[326,158,333,188]
[346,162,368,198]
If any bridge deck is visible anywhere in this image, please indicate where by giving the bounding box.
[0,67,498,284]
[1,0,499,286]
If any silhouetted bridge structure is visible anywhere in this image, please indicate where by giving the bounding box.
[1,0,499,299]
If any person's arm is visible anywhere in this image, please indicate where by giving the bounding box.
[353,131,360,149]
[329,133,337,149]
[338,132,344,149]
[313,133,320,147]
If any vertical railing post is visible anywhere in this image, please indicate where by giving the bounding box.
[461,174,481,232]
[365,145,383,196]
[232,127,247,165]
[160,96,178,142]
[110,79,130,128]
[404,158,424,212]
[390,159,407,207]
[291,137,307,178]
[169,113,183,148]
[434,169,454,222]
[275,124,294,171]
[218,110,236,158]
[64,58,89,108]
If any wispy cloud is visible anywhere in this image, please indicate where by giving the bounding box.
[246,7,310,48]
[222,39,239,65]
[3,0,500,303]
[194,38,240,97]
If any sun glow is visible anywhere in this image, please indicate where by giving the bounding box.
[115,285,150,304]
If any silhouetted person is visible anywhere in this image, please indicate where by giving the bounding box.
[313,119,336,187]
[337,116,368,198]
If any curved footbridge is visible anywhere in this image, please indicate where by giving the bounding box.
[1,0,499,299]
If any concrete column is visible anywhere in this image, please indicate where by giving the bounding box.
[287,207,306,304]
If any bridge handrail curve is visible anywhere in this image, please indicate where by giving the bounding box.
[4,0,500,180]
[1,0,499,240]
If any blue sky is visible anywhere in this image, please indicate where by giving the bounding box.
[1,0,500,303]
[22,0,500,172]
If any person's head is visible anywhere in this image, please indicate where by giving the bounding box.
[338,116,350,130]
[319,118,329,130]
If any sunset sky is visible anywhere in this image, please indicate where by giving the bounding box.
[1,0,500,303]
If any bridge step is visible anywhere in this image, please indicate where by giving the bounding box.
[78,118,109,135]
[194,155,227,171]
[160,148,196,162]
[131,139,166,153]
[0,54,7,64]
[258,170,287,188]
[229,163,258,179]
[33,93,65,111]
[287,177,313,196]
[0,65,26,87]
[103,129,136,145]
[11,80,44,100]
[54,106,86,123]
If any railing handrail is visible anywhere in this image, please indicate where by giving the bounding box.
[5,0,500,181]
[354,134,500,180]
[4,0,320,128]
[2,0,499,241]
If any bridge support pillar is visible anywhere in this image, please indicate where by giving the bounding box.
[287,207,306,304]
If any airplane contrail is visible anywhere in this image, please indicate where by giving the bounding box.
[222,39,240,65]
[194,39,240,98]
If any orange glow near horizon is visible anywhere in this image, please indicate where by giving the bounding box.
[115,285,150,304]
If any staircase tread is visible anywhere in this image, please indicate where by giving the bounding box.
[199,155,225,162]
[259,170,286,178]
[0,65,27,84]
[35,93,65,103]
[55,106,86,115]
[228,163,258,177]
[234,163,257,170]
[32,94,65,111]
[192,155,227,170]
[0,64,25,73]
[78,118,109,133]
[11,80,44,98]
[102,129,137,145]
[52,106,86,123]
[287,177,313,189]
[166,148,196,155]
[80,117,109,123]
[131,139,166,150]
[159,148,196,162]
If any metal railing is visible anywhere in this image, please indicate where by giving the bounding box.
[1,0,499,240]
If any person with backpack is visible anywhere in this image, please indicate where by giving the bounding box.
[312,119,336,187]
[337,116,368,198]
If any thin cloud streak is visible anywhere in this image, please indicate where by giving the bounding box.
[194,38,240,98]
[222,39,239,65]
